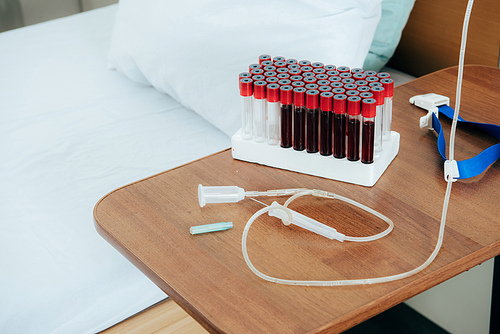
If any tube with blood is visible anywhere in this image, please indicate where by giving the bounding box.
[305,90,320,153]
[292,87,306,151]
[279,85,293,148]
[361,98,377,164]
[319,92,333,156]
[332,94,347,159]
[347,96,361,161]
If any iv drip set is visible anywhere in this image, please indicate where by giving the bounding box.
[232,56,400,187]
[194,0,492,287]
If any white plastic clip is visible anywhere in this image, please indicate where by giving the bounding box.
[444,160,460,182]
[409,93,450,130]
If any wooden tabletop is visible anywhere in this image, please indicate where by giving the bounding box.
[94,65,499,333]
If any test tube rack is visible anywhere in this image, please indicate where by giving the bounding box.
[231,130,400,187]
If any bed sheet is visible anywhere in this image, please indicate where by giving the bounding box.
[0,5,230,334]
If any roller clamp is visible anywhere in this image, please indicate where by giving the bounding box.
[409,93,450,130]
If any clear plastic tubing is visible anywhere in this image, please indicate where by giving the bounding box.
[361,98,377,164]
[371,86,385,152]
[333,94,347,159]
[319,92,334,156]
[380,78,394,141]
[279,85,293,148]
[253,80,267,143]
[239,77,253,140]
[347,96,362,161]
[266,83,280,145]
[305,90,320,153]
[292,87,307,151]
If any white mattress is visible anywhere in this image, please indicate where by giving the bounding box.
[0,5,415,334]
[0,5,230,334]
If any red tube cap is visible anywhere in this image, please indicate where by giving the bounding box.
[254,81,267,99]
[293,87,306,106]
[320,92,333,111]
[239,78,253,97]
[370,87,385,105]
[258,54,271,65]
[362,98,377,118]
[347,96,361,116]
[306,90,319,109]
[380,78,394,97]
[337,66,350,73]
[266,84,280,103]
[333,94,347,114]
[280,85,293,104]
[377,72,391,79]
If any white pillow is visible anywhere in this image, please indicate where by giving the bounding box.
[108,0,382,136]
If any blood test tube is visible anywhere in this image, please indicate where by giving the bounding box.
[353,73,367,80]
[332,87,345,95]
[333,94,347,158]
[337,66,350,73]
[340,72,352,79]
[249,63,261,71]
[286,58,298,65]
[380,78,394,141]
[364,70,377,77]
[239,72,251,80]
[252,75,265,82]
[377,72,390,80]
[327,70,339,77]
[351,68,364,74]
[304,76,317,84]
[313,68,326,75]
[266,77,279,84]
[293,87,307,151]
[355,80,368,87]
[357,86,370,93]
[319,92,333,156]
[366,76,379,83]
[239,78,253,140]
[276,68,289,74]
[316,74,328,81]
[264,65,276,72]
[359,91,373,99]
[318,85,332,93]
[280,85,293,148]
[346,90,359,97]
[299,60,311,67]
[274,61,287,68]
[266,83,280,146]
[371,86,385,152]
[311,62,324,69]
[273,56,285,62]
[277,73,290,80]
[288,64,301,71]
[278,79,291,86]
[303,72,315,78]
[305,83,318,91]
[253,80,267,142]
[346,96,361,161]
[301,66,313,73]
[261,60,273,67]
[369,82,382,88]
[251,69,264,76]
[317,80,330,87]
[361,98,377,164]
[344,84,357,91]
[291,81,305,88]
[328,76,342,83]
[342,78,355,85]
[259,54,271,65]
[305,90,320,153]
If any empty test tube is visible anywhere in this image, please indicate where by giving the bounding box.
[253,81,267,142]
[371,86,385,152]
[266,83,280,145]
[239,77,253,140]
[380,78,394,141]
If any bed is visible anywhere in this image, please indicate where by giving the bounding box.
[1,0,497,333]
